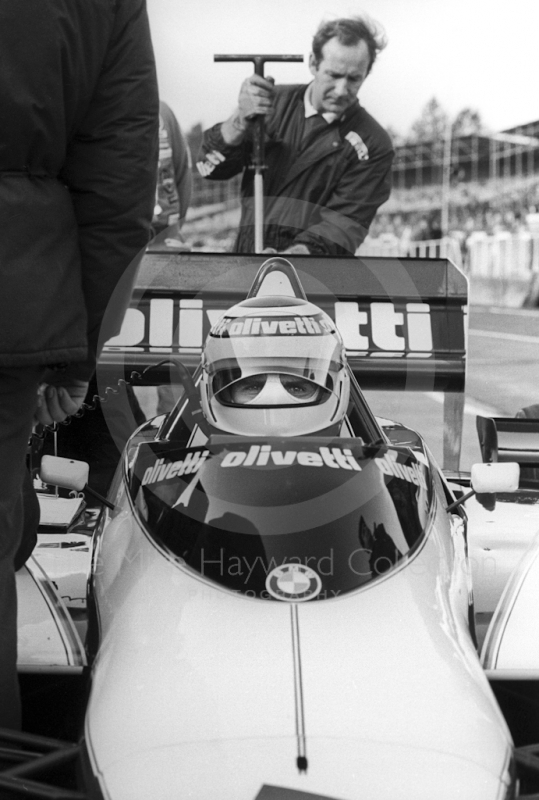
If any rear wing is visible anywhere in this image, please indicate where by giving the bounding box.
[100,251,467,388]
[99,251,468,468]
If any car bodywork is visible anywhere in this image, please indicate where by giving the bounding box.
[8,253,539,799]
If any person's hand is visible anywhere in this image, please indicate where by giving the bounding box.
[238,74,275,124]
[35,375,90,426]
[281,244,310,255]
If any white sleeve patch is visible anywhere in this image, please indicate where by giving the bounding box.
[345,131,369,161]
[196,160,216,177]
[196,149,226,176]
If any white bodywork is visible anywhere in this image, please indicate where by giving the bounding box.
[17,554,87,672]
[16,255,539,800]
[464,493,539,647]
[481,518,539,675]
[83,470,513,800]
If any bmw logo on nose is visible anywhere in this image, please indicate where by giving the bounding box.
[266,564,322,602]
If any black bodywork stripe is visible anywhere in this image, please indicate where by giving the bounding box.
[290,603,308,772]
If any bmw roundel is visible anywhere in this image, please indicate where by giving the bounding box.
[266,564,322,602]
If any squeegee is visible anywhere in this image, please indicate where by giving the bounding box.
[214,54,303,253]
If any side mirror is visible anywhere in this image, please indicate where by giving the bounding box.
[445,462,520,512]
[40,455,114,510]
[471,462,520,493]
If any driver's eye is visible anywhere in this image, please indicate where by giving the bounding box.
[244,378,266,394]
[229,376,267,402]
[280,376,318,399]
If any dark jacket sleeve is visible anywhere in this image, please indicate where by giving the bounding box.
[295,143,394,255]
[60,0,159,379]
[197,123,251,180]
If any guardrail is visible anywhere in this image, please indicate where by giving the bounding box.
[358,232,539,306]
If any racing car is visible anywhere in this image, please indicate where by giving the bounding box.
[6,253,539,799]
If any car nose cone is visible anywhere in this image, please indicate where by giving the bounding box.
[90,737,512,800]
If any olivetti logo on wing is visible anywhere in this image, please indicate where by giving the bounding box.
[221,444,362,470]
[104,299,435,355]
[210,314,335,338]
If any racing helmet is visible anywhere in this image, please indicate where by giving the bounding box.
[200,295,350,436]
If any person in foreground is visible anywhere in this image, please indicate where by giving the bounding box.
[0,0,159,729]
[197,13,394,255]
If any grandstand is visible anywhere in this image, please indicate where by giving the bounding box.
[183,120,539,305]
[392,121,539,191]
[384,119,539,221]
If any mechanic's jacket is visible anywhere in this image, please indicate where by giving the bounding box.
[198,84,394,255]
[0,0,159,379]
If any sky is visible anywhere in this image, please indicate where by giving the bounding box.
[147,0,539,139]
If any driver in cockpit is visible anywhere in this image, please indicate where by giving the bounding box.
[200,293,350,437]
[224,373,322,405]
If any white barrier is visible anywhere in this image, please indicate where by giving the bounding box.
[357,235,463,267]
[466,231,539,278]
[360,232,539,277]
[358,232,539,306]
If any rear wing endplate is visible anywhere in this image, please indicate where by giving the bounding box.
[477,415,539,488]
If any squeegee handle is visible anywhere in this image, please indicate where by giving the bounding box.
[214,54,303,252]
[213,54,304,70]
[214,54,303,171]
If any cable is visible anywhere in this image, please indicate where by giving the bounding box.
[32,368,148,441]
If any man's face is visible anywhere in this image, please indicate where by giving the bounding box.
[309,36,371,116]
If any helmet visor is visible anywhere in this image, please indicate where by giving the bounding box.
[216,372,330,407]
[204,308,347,412]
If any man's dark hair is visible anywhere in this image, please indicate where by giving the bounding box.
[311,17,381,73]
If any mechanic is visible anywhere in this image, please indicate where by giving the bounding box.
[197,14,394,255]
[0,0,158,730]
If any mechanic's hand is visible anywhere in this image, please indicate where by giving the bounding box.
[238,74,275,123]
[35,376,89,426]
[281,244,310,255]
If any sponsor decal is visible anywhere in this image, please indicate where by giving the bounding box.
[220,445,362,470]
[345,131,369,161]
[196,149,226,178]
[266,564,322,601]
[196,159,216,177]
[210,313,335,338]
[104,299,437,356]
[141,450,209,485]
[374,452,427,489]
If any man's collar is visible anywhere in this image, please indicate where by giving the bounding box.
[303,83,341,124]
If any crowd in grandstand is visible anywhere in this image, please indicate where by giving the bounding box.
[366,173,539,265]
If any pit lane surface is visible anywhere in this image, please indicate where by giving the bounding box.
[364,305,539,472]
